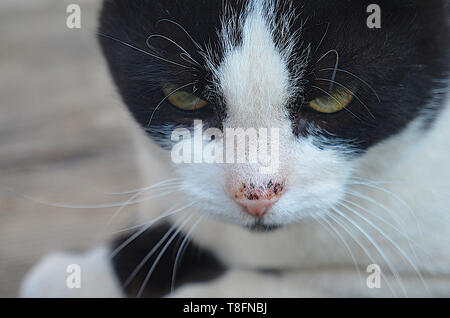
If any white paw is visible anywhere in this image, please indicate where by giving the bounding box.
[20,247,124,298]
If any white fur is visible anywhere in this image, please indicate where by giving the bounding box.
[20,247,123,298]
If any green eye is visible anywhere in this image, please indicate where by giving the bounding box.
[308,87,353,113]
[163,86,207,111]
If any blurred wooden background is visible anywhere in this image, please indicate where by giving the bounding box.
[0,0,144,296]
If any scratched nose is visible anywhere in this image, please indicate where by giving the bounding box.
[231,181,285,218]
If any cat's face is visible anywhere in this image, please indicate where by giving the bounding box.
[99,0,449,231]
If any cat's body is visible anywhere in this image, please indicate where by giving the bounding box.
[21,0,450,297]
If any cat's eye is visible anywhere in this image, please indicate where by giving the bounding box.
[163,86,207,111]
[308,87,354,113]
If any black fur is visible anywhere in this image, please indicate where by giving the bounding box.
[111,222,226,298]
[99,0,449,153]
[293,0,450,151]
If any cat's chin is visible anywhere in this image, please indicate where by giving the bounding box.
[245,220,282,233]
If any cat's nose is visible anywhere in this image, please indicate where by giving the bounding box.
[231,181,285,218]
[236,198,279,218]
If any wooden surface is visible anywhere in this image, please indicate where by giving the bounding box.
[0,1,145,296]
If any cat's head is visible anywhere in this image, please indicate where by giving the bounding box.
[99,0,449,231]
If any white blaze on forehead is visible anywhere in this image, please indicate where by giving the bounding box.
[218,2,292,128]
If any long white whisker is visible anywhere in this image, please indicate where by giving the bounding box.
[340,196,423,265]
[98,33,192,69]
[147,82,195,127]
[317,49,339,94]
[103,189,149,234]
[341,197,408,241]
[311,85,362,121]
[7,187,174,210]
[170,215,204,293]
[319,67,381,102]
[338,202,431,296]
[313,214,363,286]
[331,207,408,297]
[156,19,204,52]
[103,185,180,232]
[314,22,330,53]
[344,189,408,230]
[109,205,189,260]
[111,201,200,236]
[136,215,194,297]
[179,52,201,67]
[343,187,434,264]
[346,184,423,237]
[104,178,182,195]
[315,77,375,119]
[122,219,185,288]
[327,211,398,297]
[146,34,201,67]
[347,176,401,185]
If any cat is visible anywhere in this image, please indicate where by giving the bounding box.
[21,0,450,297]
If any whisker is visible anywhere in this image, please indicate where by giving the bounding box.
[341,197,408,240]
[180,52,201,68]
[122,219,184,288]
[344,189,408,230]
[344,188,431,267]
[338,201,431,296]
[136,214,194,297]
[103,178,182,195]
[156,19,204,52]
[333,208,408,297]
[7,187,174,210]
[109,204,194,260]
[315,77,375,119]
[313,214,363,286]
[331,207,408,297]
[316,49,339,94]
[311,85,362,121]
[340,196,425,267]
[319,68,381,102]
[147,82,195,127]
[111,200,201,235]
[98,33,193,69]
[346,183,423,237]
[146,34,201,67]
[314,23,330,53]
[347,176,402,185]
[102,185,180,233]
[170,214,204,293]
[327,212,398,297]
[341,192,426,259]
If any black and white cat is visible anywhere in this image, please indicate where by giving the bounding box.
[21,0,450,297]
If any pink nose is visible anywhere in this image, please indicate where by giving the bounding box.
[236,198,279,218]
[231,180,285,218]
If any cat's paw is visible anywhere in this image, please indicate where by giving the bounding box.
[20,247,124,298]
[169,269,325,298]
